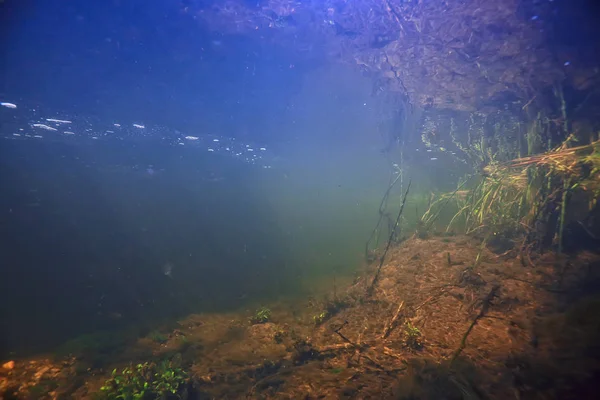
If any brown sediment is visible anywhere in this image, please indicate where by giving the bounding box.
[2,235,600,399]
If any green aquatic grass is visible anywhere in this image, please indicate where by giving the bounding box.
[250,306,272,324]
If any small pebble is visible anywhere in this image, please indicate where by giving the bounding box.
[2,360,15,370]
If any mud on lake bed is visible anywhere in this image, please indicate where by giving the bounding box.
[2,235,600,399]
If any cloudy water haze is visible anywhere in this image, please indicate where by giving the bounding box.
[1,0,600,398]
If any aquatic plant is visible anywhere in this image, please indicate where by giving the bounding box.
[421,130,600,255]
[313,310,329,325]
[250,307,272,324]
[405,321,422,349]
[98,360,186,400]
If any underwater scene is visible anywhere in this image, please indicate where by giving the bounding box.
[1,0,600,399]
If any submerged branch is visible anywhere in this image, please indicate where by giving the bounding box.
[368,180,412,295]
[381,301,404,339]
[450,284,500,365]
[365,171,403,260]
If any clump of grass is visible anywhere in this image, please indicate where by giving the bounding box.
[421,137,600,253]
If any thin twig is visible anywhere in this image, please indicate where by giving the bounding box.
[333,321,360,348]
[381,301,404,339]
[450,285,500,365]
[365,171,402,260]
[522,95,536,110]
[413,289,448,312]
[368,180,412,294]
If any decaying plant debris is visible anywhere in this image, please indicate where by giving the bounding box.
[2,234,599,399]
